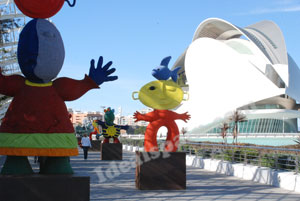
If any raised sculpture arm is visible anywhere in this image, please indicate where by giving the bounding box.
[88,56,118,86]
[134,111,158,122]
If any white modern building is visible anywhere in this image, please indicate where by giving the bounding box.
[173,18,300,134]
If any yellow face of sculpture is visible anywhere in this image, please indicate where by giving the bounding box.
[134,80,184,110]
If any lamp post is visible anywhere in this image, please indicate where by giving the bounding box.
[100,106,106,121]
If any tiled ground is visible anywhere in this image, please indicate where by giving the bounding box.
[1,149,299,200]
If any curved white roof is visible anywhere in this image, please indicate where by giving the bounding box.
[192,18,287,65]
[174,18,300,131]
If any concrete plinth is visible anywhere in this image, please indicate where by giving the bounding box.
[90,140,101,151]
[135,151,186,190]
[101,143,122,160]
[0,174,90,201]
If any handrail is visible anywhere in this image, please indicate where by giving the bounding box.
[185,142,300,153]
[181,142,300,173]
[121,133,300,140]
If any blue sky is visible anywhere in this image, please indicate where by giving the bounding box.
[49,0,300,116]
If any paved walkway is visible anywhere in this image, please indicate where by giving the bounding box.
[74,150,299,201]
[1,150,300,200]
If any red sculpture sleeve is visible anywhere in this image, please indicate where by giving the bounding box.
[0,72,25,97]
[53,74,99,101]
[169,111,191,122]
[134,110,158,122]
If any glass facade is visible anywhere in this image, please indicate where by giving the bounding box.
[225,40,253,55]
[246,104,284,109]
[207,118,298,133]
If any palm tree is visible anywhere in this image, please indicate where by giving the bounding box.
[219,122,230,144]
[229,110,247,144]
[181,127,187,135]
[181,127,188,143]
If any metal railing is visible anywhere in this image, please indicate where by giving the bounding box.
[122,133,300,140]
[181,142,300,173]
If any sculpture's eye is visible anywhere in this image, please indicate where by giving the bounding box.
[149,86,156,90]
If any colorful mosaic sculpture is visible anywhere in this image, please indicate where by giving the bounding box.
[89,120,102,140]
[96,107,128,144]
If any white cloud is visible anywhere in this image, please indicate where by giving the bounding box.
[236,0,300,15]
[247,5,300,15]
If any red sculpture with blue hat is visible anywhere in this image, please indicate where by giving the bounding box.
[0,0,118,175]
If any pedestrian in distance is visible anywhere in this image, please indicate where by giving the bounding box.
[81,134,92,159]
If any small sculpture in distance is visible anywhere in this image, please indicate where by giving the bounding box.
[89,120,102,141]
[96,107,128,143]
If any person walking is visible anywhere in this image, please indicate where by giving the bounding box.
[81,134,92,159]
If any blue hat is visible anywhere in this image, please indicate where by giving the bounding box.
[18,19,65,83]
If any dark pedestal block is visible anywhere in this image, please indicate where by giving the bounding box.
[101,143,122,160]
[135,151,186,190]
[0,174,90,201]
[90,140,101,151]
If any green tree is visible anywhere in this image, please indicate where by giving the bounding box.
[126,126,135,134]
[134,126,147,134]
